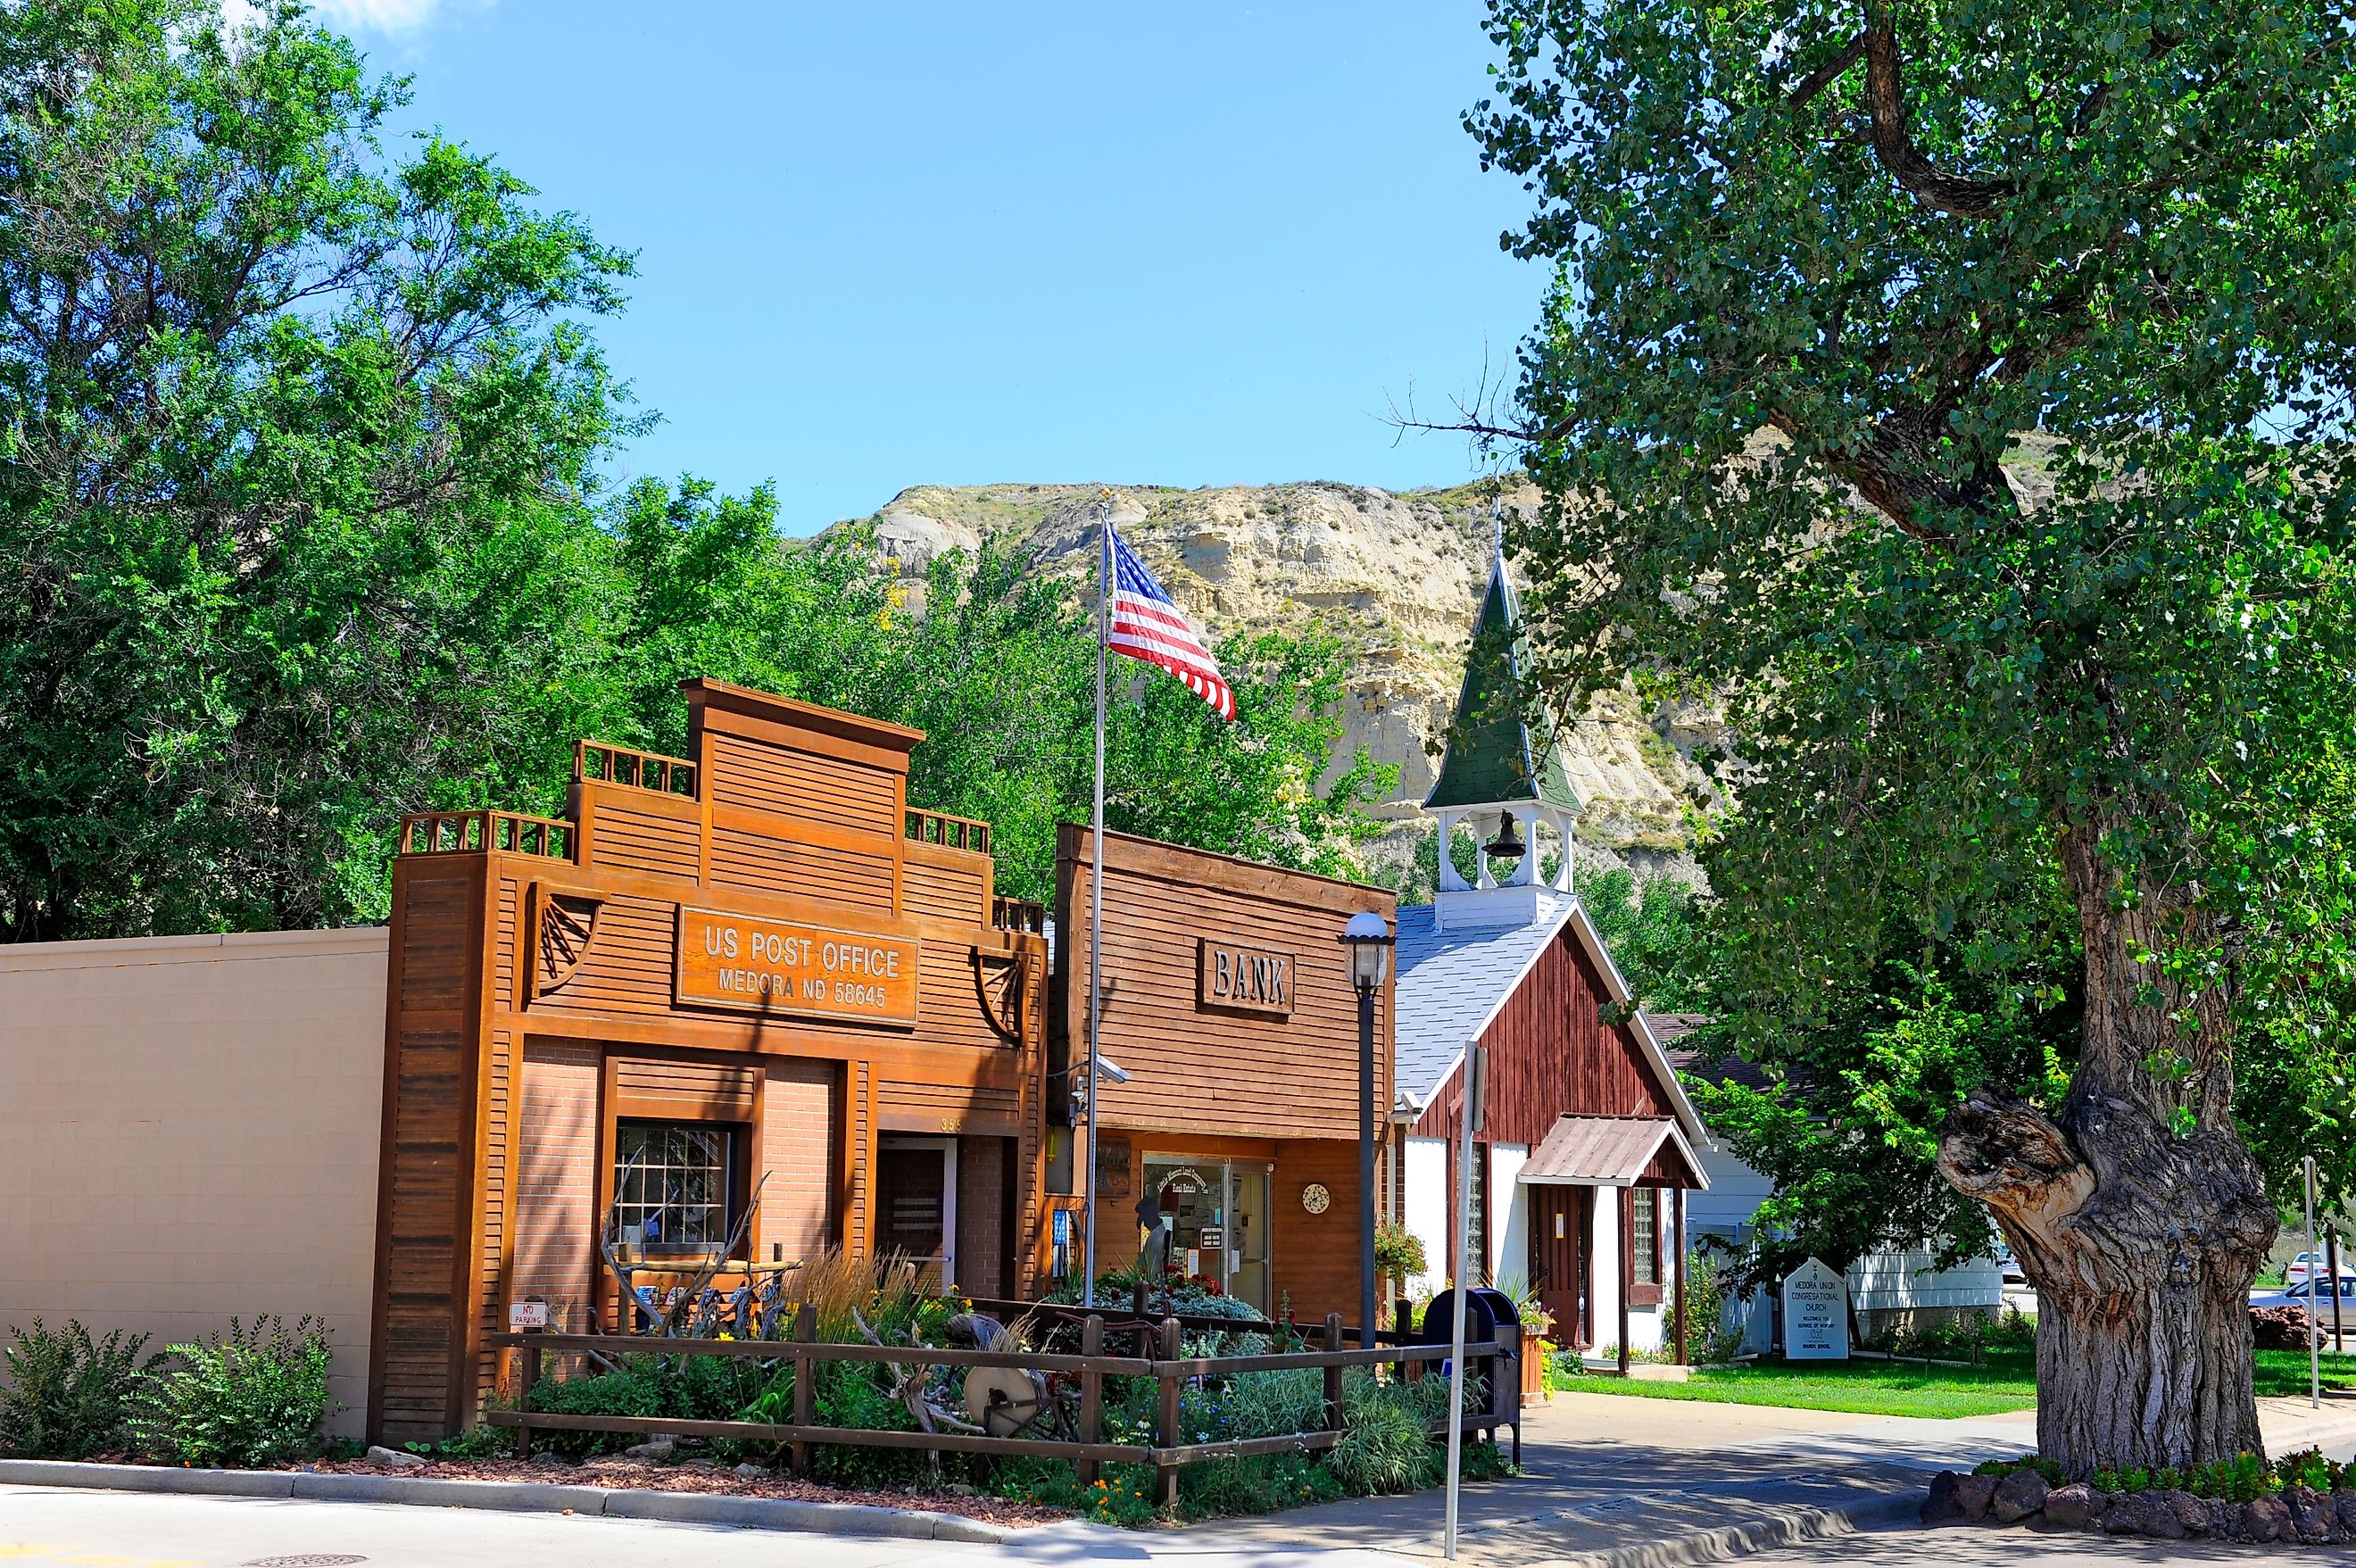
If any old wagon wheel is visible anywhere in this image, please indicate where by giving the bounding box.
[962,1365,1050,1437]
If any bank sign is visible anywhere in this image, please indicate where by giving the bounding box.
[675,905,920,1027]
[1197,937,1294,1018]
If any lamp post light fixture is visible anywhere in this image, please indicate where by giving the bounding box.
[1340,910,1395,1350]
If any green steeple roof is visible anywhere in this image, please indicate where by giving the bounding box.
[1423,552,1581,813]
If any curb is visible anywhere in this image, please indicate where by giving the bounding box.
[1540,1492,1923,1568]
[0,1458,1037,1542]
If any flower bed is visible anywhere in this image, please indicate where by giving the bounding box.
[1924,1451,2356,1543]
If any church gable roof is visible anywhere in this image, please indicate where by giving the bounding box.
[1393,893,1708,1147]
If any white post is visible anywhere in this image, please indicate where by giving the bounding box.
[1083,501,1110,1309]
[1445,1044,1487,1561]
[2307,1154,2321,1409]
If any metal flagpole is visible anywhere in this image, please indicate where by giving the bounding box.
[1083,498,1111,1309]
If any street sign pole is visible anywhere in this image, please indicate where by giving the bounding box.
[1444,1044,1488,1562]
[2307,1155,2321,1409]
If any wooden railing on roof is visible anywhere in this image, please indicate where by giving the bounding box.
[907,807,991,855]
[399,809,574,859]
[992,895,1047,933]
[577,739,697,798]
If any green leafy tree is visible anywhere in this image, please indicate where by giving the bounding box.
[1578,867,1704,1009]
[1467,0,2356,1469]
[0,0,635,939]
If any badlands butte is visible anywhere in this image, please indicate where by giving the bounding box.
[825,479,1720,890]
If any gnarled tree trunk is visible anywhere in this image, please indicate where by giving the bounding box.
[1939,817,2276,1476]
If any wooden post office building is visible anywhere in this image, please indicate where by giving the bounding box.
[370,681,1056,1440]
[0,676,1407,1444]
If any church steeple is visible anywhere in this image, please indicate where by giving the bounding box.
[1423,513,1581,927]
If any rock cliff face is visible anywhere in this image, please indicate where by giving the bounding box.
[831,480,1715,885]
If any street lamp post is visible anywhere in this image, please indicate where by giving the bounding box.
[1340,911,1395,1352]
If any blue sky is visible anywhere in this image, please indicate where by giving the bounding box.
[340,1,1541,534]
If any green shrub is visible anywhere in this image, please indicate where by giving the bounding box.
[1181,1450,1343,1519]
[1043,1267,1272,1325]
[2183,1454,2276,1501]
[810,1361,933,1489]
[1973,1455,2064,1485]
[0,1319,162,1459]
[1675,1254,1731,1361]
[1329,1375,1444,1494]
[525,1352,773,1460]
[408,1423,515,1460]
[133,1316,333,1468]
[1986,1305,2036,1349]
[2276,1447,2339,1493]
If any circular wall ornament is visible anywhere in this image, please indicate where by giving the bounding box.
[1300,1182,1331,1215]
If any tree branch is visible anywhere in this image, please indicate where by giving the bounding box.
[1785,29,1866,112]
[1862,4,2014,217]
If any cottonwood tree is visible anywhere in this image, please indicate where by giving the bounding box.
[0,0,635,939]
[1466,0,2356,1470]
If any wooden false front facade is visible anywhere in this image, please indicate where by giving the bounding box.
[1051,827,1395,1324]
[367,681,1049,1442]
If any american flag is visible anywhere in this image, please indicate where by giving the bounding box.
[1104,524,1233,720]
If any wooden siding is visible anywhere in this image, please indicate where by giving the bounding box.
[1053,827,1393,1142]
[372,682,1049,1441]
[1411,925,1679,1146]
[368,860,484,1443]
[585,792,702,880]
[709,733,900,836]
[904,842,991,925]
[709,817,896,908]
[611,1056,762,1120]
[880,1078,1021,1133]
[1269,1139,1372,1325]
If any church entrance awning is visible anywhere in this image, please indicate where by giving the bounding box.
[1517,1114,1706,1190]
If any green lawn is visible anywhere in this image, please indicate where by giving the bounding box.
[1560,1347,2356,1421]
[2256,1347,2356,1398]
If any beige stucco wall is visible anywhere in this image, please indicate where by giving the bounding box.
[0,927,388,1438]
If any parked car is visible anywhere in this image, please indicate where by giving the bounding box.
[1993,1245,2026,1284]
[2284,1251,2356,1287]
[2252,1274,2356,1311]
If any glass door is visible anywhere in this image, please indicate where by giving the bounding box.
[1142,1157,1273,1309]
[1227,1164,1270,1313]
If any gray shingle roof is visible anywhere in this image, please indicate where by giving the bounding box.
[1392,892,1576,1111]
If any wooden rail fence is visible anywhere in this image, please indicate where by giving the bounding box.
[486,1309,1519,1506]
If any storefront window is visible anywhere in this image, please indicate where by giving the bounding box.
[1631,1187,1658,1286]
[1141,1157,1271,1309]
[614,1121,734,1256]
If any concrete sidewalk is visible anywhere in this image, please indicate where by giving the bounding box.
[1162,1390,2356,1568]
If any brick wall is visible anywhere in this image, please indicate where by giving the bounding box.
[759,1060,837,1264]
[513,1041,601,1331]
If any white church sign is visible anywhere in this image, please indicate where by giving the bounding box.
[1780,1257,1851,1360]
